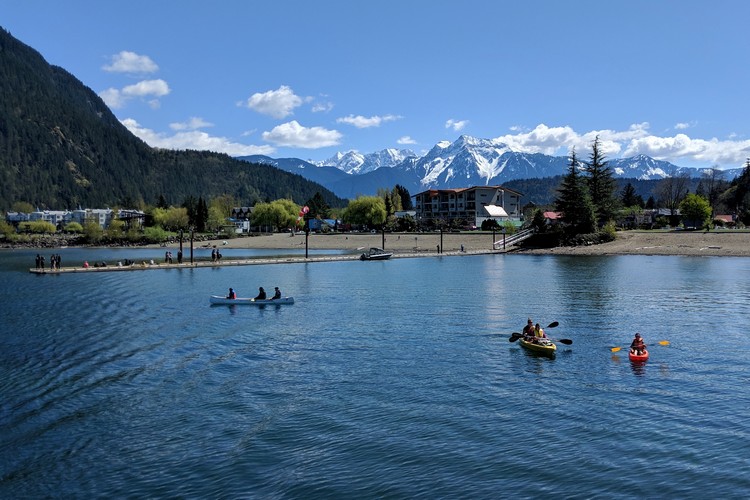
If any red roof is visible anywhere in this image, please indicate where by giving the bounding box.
[543,211,561,220]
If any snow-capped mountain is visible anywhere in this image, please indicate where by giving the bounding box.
[315,148,417,175]
[607,154,695,180]
[403,135,571,190]
[238,135,743,200]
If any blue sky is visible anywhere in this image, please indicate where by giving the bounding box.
[3,0,750,169]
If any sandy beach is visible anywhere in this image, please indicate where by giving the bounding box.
[198,229,750,258]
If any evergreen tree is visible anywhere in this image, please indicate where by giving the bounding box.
[394,184,413,210]
[555,149,597,234]
[196,196,208,232]
[182,195,197,227]
[621,182,643,208]
[304,192,331,219]
[584,136,619,226]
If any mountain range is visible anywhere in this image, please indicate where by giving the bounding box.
[0,27,346,210]
[239,136,742,201]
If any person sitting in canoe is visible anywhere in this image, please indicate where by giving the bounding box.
[630,333,646,355]
[532,323,547,343]
[271,287,282,300]
[254,287,267,300]
[226,287,236,299]
[522,319,534,338]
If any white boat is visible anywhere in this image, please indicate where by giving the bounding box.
[209,295,295,305]
[360,247,393,261]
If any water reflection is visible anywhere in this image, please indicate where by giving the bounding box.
[629,359,647,376]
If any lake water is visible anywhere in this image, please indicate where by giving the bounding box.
[2,248,749,498]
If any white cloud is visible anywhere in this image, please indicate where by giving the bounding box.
[397,136,417,145]
[170,117,214,131]
[99,88,126,109]
[121,79,170,98]
[336,114,401,128]
[99,79,171,109]
[242,85,303,119]
[445,119,469,132]
[103,51,158,74]
[494,122,750,168]
[622,134,750,166]
[312,101,334,113]
[262,120,342,148]
[675,122,691,130]
[121,118,275,156]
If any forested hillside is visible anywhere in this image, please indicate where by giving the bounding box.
[0,28,346,210]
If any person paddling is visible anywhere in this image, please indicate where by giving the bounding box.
[522,318,534,339]
[254,287,267,300]
[271,287,282,300]
[226,287,236,299]
[630,333,646,355]
[534,323,546,340]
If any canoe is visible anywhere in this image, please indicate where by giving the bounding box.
[519,337,557,356]
[628,349,649,362]
[209,295,294,305]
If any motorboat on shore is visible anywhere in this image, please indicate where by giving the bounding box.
[360,247,392,261]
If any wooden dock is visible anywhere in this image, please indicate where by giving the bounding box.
[28,248,502,274]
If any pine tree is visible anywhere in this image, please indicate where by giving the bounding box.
[621,182,643,208]
[395,184,413,210]
[555,149,597,234]
[196,196,208,232]
[584,136,619,227]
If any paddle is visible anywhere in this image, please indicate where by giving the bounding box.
[509,322,563,343]
[549,337,573,345]
[611,340,669,352]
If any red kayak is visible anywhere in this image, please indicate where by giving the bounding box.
[629,349,649,362]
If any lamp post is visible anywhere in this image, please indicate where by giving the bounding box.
[305,219,309,259]
[189,226,194,264]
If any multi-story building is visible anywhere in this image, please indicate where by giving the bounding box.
[412,185,523,227]
[5,208,144,230]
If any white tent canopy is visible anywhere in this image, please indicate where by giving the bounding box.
[483,205,508,217]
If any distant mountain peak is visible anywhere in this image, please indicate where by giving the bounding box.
[318,148,416,175]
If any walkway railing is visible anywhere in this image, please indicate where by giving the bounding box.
[493,228,535,249]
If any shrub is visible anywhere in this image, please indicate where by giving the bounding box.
[142,226,170,244]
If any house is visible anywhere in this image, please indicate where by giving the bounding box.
[412,186,522,228]
[714,214,734,226]
[5,208,142,230]
[543,211,561,225]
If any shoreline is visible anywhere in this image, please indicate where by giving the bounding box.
[14,230,750,267]
[193,229,750,258]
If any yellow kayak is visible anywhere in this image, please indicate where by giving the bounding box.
[519,337,557,356]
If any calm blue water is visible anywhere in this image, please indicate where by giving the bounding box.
[2,249,749,498]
